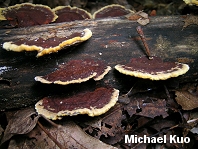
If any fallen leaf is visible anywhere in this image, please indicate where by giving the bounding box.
[126,11,149,25]
[184,112,198,134]
[150,119,176,132]
[124,97,168,118]
[137,117,152,128]
[137,18,149,26]
[97,104,123,140]
[118,95,130,104]
[8,121,117,149]
[1,108,39,144]
[190,127,198,134]
[175,90,198,110]
[84,104,124,145]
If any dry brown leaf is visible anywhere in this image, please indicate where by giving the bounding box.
[98,104,122,137]
[175,91,198,110]
[126,11,149,25]
[84,104,124,145]
[137,117,152,128]
[8,121,117,149]
[8,125,53,149]
[182,112,198,134]
[150,119,176,132]
[124,97,168,118]
[1,108,39,145]
[137,18,149,26]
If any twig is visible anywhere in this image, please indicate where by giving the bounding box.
[37,121,66,149]
[136,26,153,60]
[40,114,62,128]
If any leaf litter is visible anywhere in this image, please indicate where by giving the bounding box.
[175,83,198,110]
[1,82,198,149]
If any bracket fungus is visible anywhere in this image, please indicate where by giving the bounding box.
[93,4,133,19]
[35,59,111,85]
[53,6,92,23]
[0,3,57,27]
[35,87,119,120]
[2,28,92,57]
[115,56,189,80]
[183,0,198,6]
[115,26,189,80]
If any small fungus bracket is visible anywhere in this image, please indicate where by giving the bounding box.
[35,59,111,85]
[2,28,92,57]
[35,87,119,120]
[93,4,134,19]
[53,6,92,23]
[0,3,57,27]
[115,56,189,80]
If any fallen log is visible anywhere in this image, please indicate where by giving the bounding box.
[0,16,198,110]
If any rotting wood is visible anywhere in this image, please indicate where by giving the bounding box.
[0,16,198,110]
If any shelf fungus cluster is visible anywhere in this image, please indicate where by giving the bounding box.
[0,3,135,28]
[0,3,93,27]
[34,59,119,120]
[35,59,111,85]
[115,26,189,80]
[0,3,57,27]
[2,28,92,57]
[35,87,119,120]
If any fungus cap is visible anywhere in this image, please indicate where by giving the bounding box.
[0,3,57,27]
[53,6,92,23]
[115,56,189,80]
[93,4,133,19]
[35,59,111,85]
[3,28,92,57]
[35,87,119,120]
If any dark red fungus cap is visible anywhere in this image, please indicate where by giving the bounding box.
[53,6,92,23]
[115,56,189,80]
[35,59,111,85]
[35,87,119,120]
[93,4,133,19]
[0,3,57,27]
[3,28,92,57]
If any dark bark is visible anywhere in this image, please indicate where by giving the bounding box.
[0,16,198,110]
